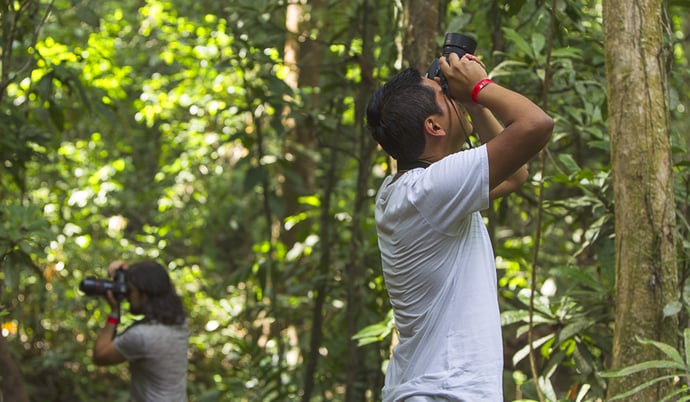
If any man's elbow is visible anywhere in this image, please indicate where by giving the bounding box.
[92,347,117,366]
[514,114,553,155]
[514,165,529,187]
[534,115,554,148]
[490,166,528,200]
[92,347,109,366]
[508,166,529,192]
[93,354,107,366]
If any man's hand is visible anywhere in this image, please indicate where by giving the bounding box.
[439,53,489,103]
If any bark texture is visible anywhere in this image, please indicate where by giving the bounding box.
[404,0,442,73]
[0,334,29,402]
[603,0,679,399]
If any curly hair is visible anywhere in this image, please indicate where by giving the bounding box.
[126,260,186,326]
[366,68,442,162]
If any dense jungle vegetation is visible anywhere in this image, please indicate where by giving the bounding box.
[1,0,690,401]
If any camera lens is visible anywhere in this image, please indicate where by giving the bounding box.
[442,33,477,59]
[79,278,113,296]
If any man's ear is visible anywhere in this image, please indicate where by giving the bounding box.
[424,116,445,137]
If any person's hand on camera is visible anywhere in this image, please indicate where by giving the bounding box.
[439,53,489,103]
[108,260,128,278]
[106,260,125,314]
[105,260,128,317]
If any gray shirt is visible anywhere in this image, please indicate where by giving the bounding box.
[114,321,189,402]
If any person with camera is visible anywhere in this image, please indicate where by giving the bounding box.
[366,34,553,401]
[90,260,188,402]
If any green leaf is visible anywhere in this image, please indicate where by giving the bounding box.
[558,154,581,176]
[554,318,595,347]
[601,360,685,377]
[548,266,604,291]
[48,101,65,131]
[638,337,685,364]
[500,309,530,326]
[675,394,690,402]
[551,47,582,59]
[606,374,680,401]
[531,33,545,54]
[512,333,554,366]
[76,5,100,27]
[663,300,683,317]
[351,323,392,346]
[572,343,594,376]
[685,328,690,367]
[503,28,533,58]
[659,386,690,402]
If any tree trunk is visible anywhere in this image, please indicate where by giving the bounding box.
[0,334,29,402]
[603,0,679,400]
[403,0,442,73]
[282,0,320,248]
[284,2,326,401]
[343,2,383,397]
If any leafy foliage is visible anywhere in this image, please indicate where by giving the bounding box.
[602,329,690,401]
[0,0,689,401]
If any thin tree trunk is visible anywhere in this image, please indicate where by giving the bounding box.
[604,0,678,399]
[282,0,320,247]
[302,153,337,402]
[404,0,442,73]
[0,334,29,402]
[343,2,384,399]
[284,1,326,400]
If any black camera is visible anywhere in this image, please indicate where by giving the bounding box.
[79,269,128,300]
[426,33,477,94]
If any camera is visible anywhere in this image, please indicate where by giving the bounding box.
[79,269,128,300]
[426,33,477,94]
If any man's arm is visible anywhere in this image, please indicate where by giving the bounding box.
[464,103,529,200]
[441,54,553,190]
[478,84,552,190]
[93,295,126,366]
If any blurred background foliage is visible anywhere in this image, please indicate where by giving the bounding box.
[1,0,689,400]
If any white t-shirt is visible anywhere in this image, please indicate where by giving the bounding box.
[375,146,503,402]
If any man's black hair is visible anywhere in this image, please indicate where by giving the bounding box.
[366,68,443,162]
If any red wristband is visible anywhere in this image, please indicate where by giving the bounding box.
[107,315,119,325]
[471,78,494,103]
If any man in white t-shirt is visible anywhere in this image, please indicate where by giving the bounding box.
[366,50,553,401]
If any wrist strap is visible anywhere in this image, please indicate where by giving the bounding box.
[107,314,120,325]
[471,78,494,103]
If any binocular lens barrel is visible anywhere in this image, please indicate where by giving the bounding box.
[442,33,477,59]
